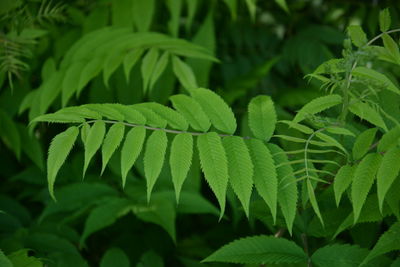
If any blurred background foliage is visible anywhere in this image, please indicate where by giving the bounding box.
[1,0,400,266]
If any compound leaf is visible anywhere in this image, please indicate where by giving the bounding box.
[248,95,277,141]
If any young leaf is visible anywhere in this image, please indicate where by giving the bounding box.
[101,123,125,175]
[248,95,277,141]
[352,128,377,161]
[191,88,237,134]
[382,33,400,64]
[333,164,356,206]
[347,25,367,48]
[293,94,342,123]
[379,8,391,32]
[351,153,382,223]
[123,48,144,82]
[143,130,168,202]
[377,146,400,212]
[172,56,198,90]
[352,67,400,95]
[170,94,211,131]
[247,139,278,222]
[348,101,387,131]
[311,244,370,267]
[268,143,298,234]
[141,48,159,93]
[47,126,79,200]
[378,125,400,152]
[222,136,254,217]
[149,51,169,91]
[83,121,106,177]
[361,222,400,265]
[197,132,229,218]
[203,235,307,264]
[306,179,324,226]
[170,133,193,203]
[121,126,146,187]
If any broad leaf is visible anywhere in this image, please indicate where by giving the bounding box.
[223,136,254,217]
[347,25,367,48]
[311,244,370,267]
[170,133,193,202]
[351,153,382,223]
[191,88,237,134]
[121,126,146,187]
[197,132,229,218]
[101,123,125,175]
[47,126,79,200]
[144,130,168,201]
[248,95,277,141]
[203,235,307,264]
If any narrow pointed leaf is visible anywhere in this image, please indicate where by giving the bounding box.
[379,8,391,32]
[123,48,144,82]
[141,48,159,93]
[170,94,211,131]
[333,164,356,206]
[191,88,237,134]
[121,126,146,187]
[351,153,382,223]
[352,128,377,160]
[248,95,277,141]
[378,125,400,152]
[101,123,125,175]
[172,55,198,90]
[144,130,168,201]
[293,94,342,123]
[47,126,79,200]
[84,121,106,177]
[170,133,193,202]
[149,51,169,91]
[223,136,254,217]
[248,139,278,222]
[141,102,188,130]
[349,101,387,131]
[307,179,324,226]
[197,132,229,218]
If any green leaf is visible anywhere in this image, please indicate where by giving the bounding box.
[0,250,13,267]
[78,57,103,92]
[84,104,125,121]
[325,126,355,137]
[382,33,400,64]
[378,125,400,152]
[170,133,193,203]
[203,235,307,264]
[144,130,168,202]
[293,94,342,123]
[39,72,63,114]
[311,244,370,267]
[101,123,125,175]
[103,49,125,88]
[149,51,169,91]
[80,198,131,245]
[132,0,155,32]
[349,101,387,131]
[377,146,400,212]
[362,222,400,265]
[47,126,79,200]
[223,136,254,217]
[166,0,182,36]
[172,56,198,90]
[123,48,144,82]
[248,95,277,141]
[248,139,278,223]
[315,132,348,154]
[7,249,43,267]
[62,62,86,107]
[32,113,85,124]
[351,153,382,223]
[109,104,146,124]
[141,48,159,93]
[245,0,256,21]
[275,0,289,13]
[222,0,237,20]
[170,94,211,131]
[191,88,237,134]
[333,165,356,206]
[0,110,21,159]
[132,105,167,128]
[347,25,367,48]
[197,132,229,218]
[268,143,298,234]
[352,67,400,95]
[100,248,130,267]
[120,126,146,187]
[379,8,391,32]
[352,128,377,161]
[83,121,106,177]
[140,102,188,130]
[306,179,324,226]
[80,122,90,145]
